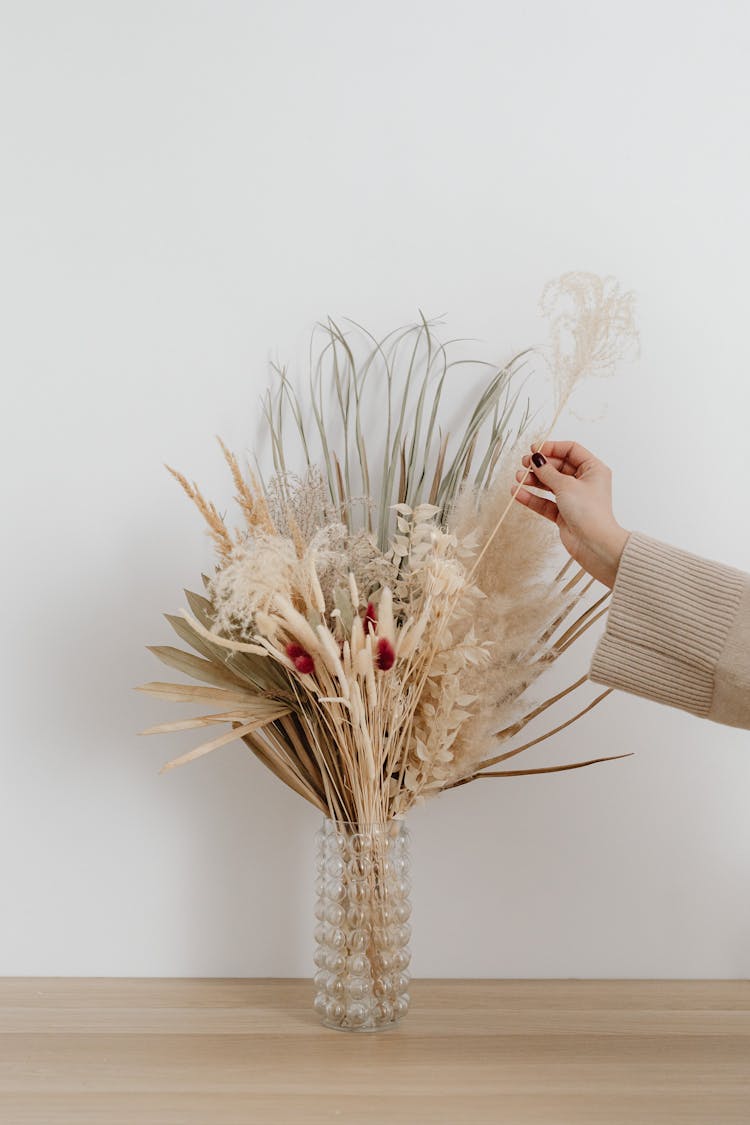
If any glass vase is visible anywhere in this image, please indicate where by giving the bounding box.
[312,817,412,1031]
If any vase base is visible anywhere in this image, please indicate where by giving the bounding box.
[321,1015,405,1033]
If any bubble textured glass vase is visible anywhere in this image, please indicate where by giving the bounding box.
[313,818,411,1031]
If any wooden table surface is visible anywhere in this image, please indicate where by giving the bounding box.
[1,978,748,1124]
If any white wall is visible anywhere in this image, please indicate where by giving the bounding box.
[2,0,749,978]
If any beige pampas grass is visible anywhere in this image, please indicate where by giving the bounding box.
[539,272,640,413]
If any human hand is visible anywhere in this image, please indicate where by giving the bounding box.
[511,440,630,588]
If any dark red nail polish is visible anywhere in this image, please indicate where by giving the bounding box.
[531,452,546,468]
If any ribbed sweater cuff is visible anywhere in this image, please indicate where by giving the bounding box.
[590,531,747,716]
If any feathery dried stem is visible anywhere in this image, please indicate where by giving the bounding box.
[216,437,259,531]
[165,464,234,558]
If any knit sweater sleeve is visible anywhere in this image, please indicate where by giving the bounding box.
[589,531,750,730]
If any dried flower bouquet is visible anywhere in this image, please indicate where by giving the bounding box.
[138,272,640,829]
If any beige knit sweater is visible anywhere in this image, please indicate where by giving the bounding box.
[589,531,750,730]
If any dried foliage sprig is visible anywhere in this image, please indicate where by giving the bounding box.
[138,272,639,826]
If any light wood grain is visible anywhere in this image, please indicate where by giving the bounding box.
[1,978,748,1124]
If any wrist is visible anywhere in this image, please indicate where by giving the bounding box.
[599,524,629,588]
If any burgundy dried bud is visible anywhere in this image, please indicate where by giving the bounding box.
[286,643,315,675]
[364,602,378,633]
[375,637,395,671]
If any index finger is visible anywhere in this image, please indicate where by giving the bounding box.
[529,440,598,470]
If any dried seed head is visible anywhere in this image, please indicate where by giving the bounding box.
[286,643,314,675]
[375,637,396,671]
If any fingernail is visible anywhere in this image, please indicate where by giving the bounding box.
[531,452,546,468]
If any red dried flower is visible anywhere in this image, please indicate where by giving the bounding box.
[285,643,315,675]
[375,636,395,671]
[364,602,378,633]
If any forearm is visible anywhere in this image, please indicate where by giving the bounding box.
[589,531,750,729]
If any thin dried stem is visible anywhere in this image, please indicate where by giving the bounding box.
[535,577,596,649]
[492,674,589,742]
[473,751,633,778]
[551,606,610,656]
[524,587,611,664]
[242,728,328,814]
[555,555,575,583]
[428,431,449,505]
[465,688,613,775]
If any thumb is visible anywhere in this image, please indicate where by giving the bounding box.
[529,451,569,494]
